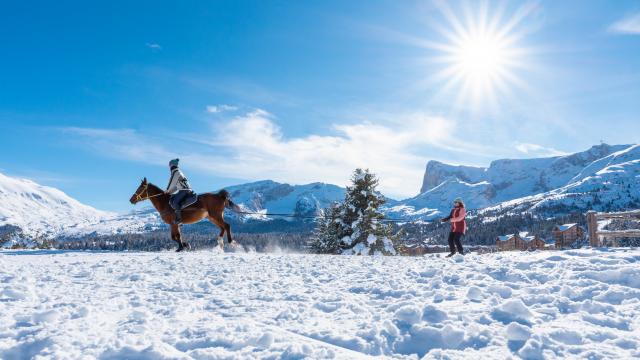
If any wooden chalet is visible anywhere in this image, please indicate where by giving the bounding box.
[553,223,585,249]
[523,234,547,250]
[497,232,549,251]
[496,234,528,251]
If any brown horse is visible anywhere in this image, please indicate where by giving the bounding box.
[129,178,240,252]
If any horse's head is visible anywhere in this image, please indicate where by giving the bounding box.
[130,177,149,204]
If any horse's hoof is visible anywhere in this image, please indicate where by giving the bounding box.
[176,247,183,252]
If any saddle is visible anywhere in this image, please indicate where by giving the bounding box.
[182,192,199,209]
[169,191,199,211]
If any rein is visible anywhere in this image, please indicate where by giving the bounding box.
[133,183,165,202]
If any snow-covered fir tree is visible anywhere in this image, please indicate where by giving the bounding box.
[311,169,398,255]
[310,203,343,254]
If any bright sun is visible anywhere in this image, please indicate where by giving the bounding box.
[455,34,506,81]
[428,2,534,112]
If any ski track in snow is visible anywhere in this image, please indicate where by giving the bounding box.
[0,249,639,359]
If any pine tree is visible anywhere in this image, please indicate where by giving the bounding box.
[311,168,398,255]
[310,203,344,254]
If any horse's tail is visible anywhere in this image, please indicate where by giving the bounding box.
[227,199,242,213]
[218,189,242,212]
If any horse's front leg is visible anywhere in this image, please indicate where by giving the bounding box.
[172,224,189,252]
[171,225,183,252]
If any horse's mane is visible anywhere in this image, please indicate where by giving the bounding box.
[147,183,165,194]
[215,189,230,199]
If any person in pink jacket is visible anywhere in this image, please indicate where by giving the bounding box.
[441,197,466,257]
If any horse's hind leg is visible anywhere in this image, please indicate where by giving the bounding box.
[224,221,233,244]
[208,216,225,249]
[212,214,233,244]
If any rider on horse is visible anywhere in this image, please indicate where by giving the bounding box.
[166,158,196,224]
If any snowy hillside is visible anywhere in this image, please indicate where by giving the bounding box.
[390,143,639,220]
[1,248,639,359]
[0,172,124,242]
[0,174,346,245]
[3,143,639,244]
[224,180,345,220]
[0,172,110,236]
[481,144,640,217]
[0,172,162,245]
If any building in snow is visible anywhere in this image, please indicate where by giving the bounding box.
[523,234,547,250]
[553,223,585,249]
[496,233,549,251]
[496,234,528,251]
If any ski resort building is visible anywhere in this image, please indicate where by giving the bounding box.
[496,233,549,251]
[523,234,547,250]
[495,234,527,251]
[553,223,585,249]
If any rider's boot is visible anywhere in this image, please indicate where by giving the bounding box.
[173,210,182,225]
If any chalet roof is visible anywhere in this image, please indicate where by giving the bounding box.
[497,234,515,241]
[555,223,577,232]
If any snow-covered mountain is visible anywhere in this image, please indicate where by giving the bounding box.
[0,172,161,245]
[481,144,640,217]
[3,143,639,245]
[0,172,110,238]
[0,174,345,245]
[388,143,640,220]
[223,180,345,220]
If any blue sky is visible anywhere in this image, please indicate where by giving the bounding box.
[1,0,639,212]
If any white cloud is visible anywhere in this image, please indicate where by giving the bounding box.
[514,142,566,157]
[61,127,173,165]
[62,110,458,199]
[609,13,640,34]
[146,43,162,50]
[206,104,238,113]
[190,109,457,198]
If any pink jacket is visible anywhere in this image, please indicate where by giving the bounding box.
[448,206,466,234]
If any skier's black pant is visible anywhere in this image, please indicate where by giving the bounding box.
[447,232,464,254]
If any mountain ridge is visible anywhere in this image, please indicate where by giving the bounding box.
[390,143,638,220]
[2,143,639,246]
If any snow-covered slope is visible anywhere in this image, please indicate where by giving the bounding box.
[1,248,639,358]
[481,144,640,217]
[4,143,639,242]
[0,172,115,240]
[390,143,639,220]
[0,172,162,244]
[224,180,345,220]
[0,174,345,244]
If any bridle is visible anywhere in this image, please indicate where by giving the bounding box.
[133,183,164,203]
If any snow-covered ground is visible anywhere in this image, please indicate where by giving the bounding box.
[1,249,639,359]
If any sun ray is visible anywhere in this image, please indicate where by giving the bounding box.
[425,1,535,114]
